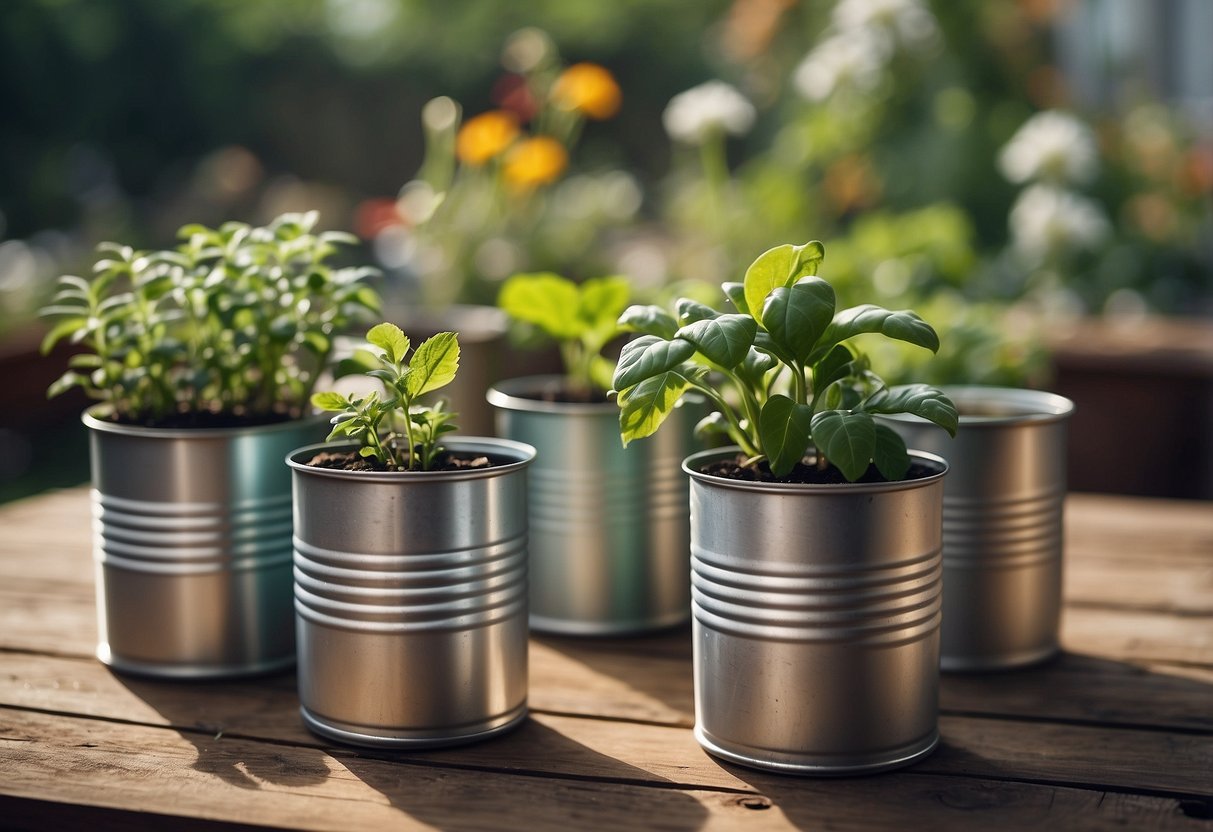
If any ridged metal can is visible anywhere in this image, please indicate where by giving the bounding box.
[84,408,327,678]
[882,386,1075,671]
[486,376,694,635]
[685,447,947,775]
[287,438,535,748]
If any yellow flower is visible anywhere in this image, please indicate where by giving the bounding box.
[456,111,520,165]
[504,136,568,190]
[551,63,622,120]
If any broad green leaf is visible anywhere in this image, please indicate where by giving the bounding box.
[872,423,911,481]
[613,335,696,391]
[863,384,958,436]
[367,322,410,364]
[618,304,678,339]
[676,314,756,370]
[693,411,732,443]
[810,305,940,363]
[618,370,691,446]
[722,282,748,315]
[577,275,631,335]
[736,347,777,388]
[302,331,331,356]
[499,273,581,340]
[759,395,815,477]
[405,331,460,397]
[810,410,876,482]
[311,391,349,411]
[333,348,380,379]
[743,241,826,320]
[761,276,835,364]
[675,298,719,325]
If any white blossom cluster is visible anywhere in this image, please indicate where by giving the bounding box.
[662,80,757,145]
[999,110,1109,262]
[1008,184,1110,261]
[998,110,1100,185]
[794,0,939,102]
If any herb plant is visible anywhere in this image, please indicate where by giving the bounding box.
[498,272,630,398]
[311,323,460,471]
[612,242,959,482]
[40,211,381,425]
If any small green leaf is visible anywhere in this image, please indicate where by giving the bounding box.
[693,411,732,443]
[743,241,826,320]
[618,371,692,446]
[618,304,678,339]
[759,395,815,477]
[811,305,940,363]
[812,344,859,392]
[367,322,410,364]
[722,282,749,314]
[872,423,911,481]
[499,273,581,340]
[676,314,756,370]
[40,318,88,354]
[47,371,87,400]
[406,331,460,397]
[761,276,835,364]
[810,410,876,482]
[864,384,958,436]
[311,391,349,412]
[613,335,696,391]
[675,298,719,325]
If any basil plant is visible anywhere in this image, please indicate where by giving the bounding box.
[611,242,958,482]
[41,211,380,425]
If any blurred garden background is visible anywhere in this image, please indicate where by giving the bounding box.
[2,0,1211,501]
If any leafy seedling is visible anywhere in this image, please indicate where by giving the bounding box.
[311,323,460,471]
[498,272,630,398]
[40,211,380,424]
[612,241,958,482]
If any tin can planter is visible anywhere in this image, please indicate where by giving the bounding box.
[287,438,536,748]
[85,409,327,678]
[486,376,694,635]
[882,386,1075,671]
[685,447,948,775]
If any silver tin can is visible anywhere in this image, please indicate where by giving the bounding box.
[487,376,694,635]
[84,409,327,678]
[685,447,947,775]
[882,386,1075,671]
[287,438,535,748]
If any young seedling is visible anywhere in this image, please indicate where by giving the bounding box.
[612,241,958,482]
[311,323,461,471]
[40,211,380,425]
[498,272,630,399]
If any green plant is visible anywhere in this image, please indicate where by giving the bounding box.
[612,241,958,482]
[498,271,630,398]
[311,323,460,471]
[40,211,381,425]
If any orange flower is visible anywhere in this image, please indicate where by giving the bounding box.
[456,111,520,165]
[503,136,568,190]
[551,63,622,120]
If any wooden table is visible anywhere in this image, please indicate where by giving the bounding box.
[1,489,1210,830]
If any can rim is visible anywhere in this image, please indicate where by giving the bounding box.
[486,375,619,415]
[682,447,948,494]
[286,437,537,482]
[83,405,327,440]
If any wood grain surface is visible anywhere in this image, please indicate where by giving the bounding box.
[0,488,1210,831]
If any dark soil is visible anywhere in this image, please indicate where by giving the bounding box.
[305,450,504,472]
[700,454,937,485]
[107,408,298,430]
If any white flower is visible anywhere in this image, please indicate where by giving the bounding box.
[831,0,938,53]
[998,110,1100,185]
[1009,184,1110,260]
[662,81,756,145]
[793,32,884,102]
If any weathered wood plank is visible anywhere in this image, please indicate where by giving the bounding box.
[1,650,1210,798]
[1064,556,1213,615]
[1,708,1209,832]
[1065,494,1213,564]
